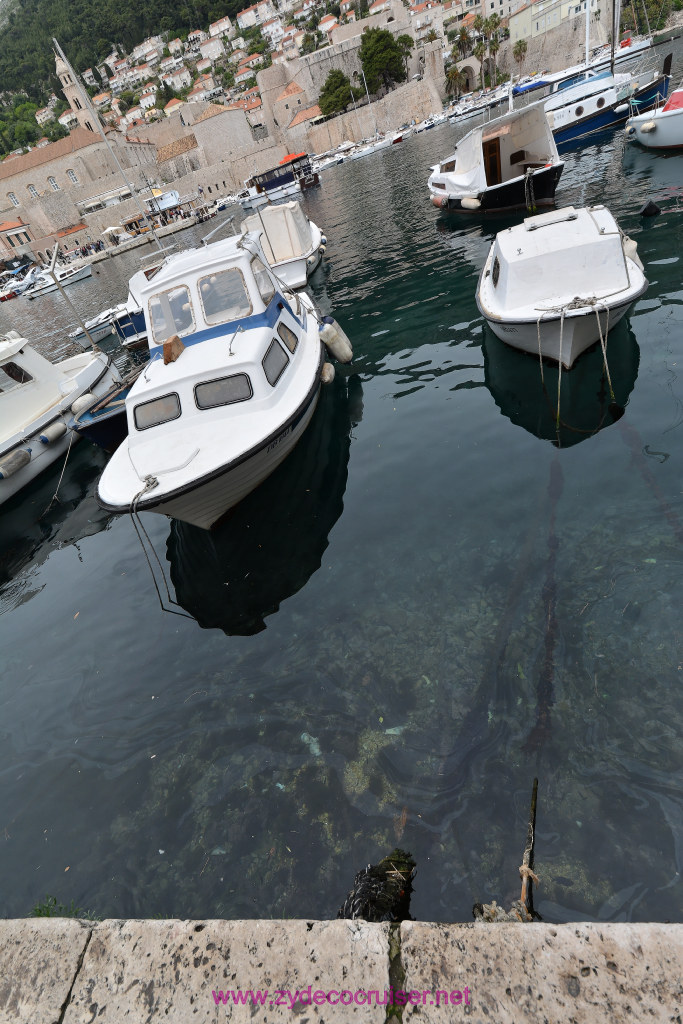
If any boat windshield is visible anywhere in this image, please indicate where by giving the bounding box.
[149,285,196,343]
[198,268,252,326]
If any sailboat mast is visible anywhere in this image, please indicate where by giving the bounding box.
[585,0,590,66]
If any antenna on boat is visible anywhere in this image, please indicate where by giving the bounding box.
[52,38,166,255]
[201,215,236,246]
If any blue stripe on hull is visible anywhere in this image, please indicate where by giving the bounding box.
[554,79,669,147]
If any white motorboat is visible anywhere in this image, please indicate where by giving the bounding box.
[242,201,326,290]
[0,331,122,505]
[97,229,353,529]
[428,104,564,214]
[625,82,683,149]
[24,259,92,299]
[476,205,648,368]
[241,152,318,210]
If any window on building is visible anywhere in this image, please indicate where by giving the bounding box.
[8,193,19,207]
[27,184,38,199]
[74,97,82,109]
[67,169,79,185]
[48,177,59,191]
[84,121,94,131]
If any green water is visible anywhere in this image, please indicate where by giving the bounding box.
[1,74,683,923]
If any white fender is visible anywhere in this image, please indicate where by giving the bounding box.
[71,392,96,416]
[461,196,481,210]
[321,362,336,384]
[640,121,657,133]
[0,448,31,479]
[39,421,68,445]
[319,316,353,364]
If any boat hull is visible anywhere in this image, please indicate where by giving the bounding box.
[0,353,119,505]
[100,369,324,529]
[626,99,683,149]
[551,75,669,147]
[433,162,563,214]
[480,301,637,368]
[25,264,92,298]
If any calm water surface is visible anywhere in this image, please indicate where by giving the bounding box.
[1,60,683,922]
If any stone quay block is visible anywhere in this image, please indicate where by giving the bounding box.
[400,921,683,1023]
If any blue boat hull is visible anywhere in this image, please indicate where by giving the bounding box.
[553,74,669,148]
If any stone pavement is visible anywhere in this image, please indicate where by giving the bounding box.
[1,919,681,1023]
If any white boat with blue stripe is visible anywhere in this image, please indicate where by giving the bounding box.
[97,230,338,529]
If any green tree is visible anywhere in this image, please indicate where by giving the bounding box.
[301,32,317,54]
[425,29,440,43]
[489,35,500,87]
[473,40,486,90]
[396,34,414,78]
[513,38,528,76]
[458,26,470,58]
[318,68,360,116]
[359,27,407,94]
[444,65,465,100]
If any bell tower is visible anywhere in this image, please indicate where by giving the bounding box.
[55,51,96,132]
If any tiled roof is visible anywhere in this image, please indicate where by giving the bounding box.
[194,104,230,123]
[156,134,198,163]
[0,219,25,231]
[0,128,101,181]
[288,103,322,128]
[276,81,304,101]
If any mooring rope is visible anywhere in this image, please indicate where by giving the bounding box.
[41,427,76,517]
[128,475,194,620]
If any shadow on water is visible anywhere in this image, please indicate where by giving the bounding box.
[0,443,111,599]
[166,374,364,634]
[483,319,641,447]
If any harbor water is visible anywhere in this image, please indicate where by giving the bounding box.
[1,53,683,924]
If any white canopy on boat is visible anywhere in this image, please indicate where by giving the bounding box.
[242,201,314,265]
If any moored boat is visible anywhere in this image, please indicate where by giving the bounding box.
[96,229,352,529]
[428,104,564,214]
[241,200,326,290]
[476,205,648,368]
[625,80,683,149]
[0,331,121,504]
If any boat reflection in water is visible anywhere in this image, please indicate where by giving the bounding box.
[482,319,640,448]
[0,442,110,598]
[166,374,363,634]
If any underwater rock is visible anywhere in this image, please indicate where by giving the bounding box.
[337,848,416,922]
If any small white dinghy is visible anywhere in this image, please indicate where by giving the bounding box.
[476,206,648,368]
[241,201,326,290]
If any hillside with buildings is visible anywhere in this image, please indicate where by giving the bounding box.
[0,0,676,268]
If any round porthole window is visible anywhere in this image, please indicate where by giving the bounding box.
[492,256,500,287]
[597,97,605,108]
[575,106,584,116]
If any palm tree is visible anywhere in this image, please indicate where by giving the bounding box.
[458,26,470,59]
[425,28,440,43]
[473,40,486,90]
[473,14,485,39]
[445,65,465,101]
[489,35,500,87]
[513,38,528,77]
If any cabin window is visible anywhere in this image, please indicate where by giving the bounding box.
[149,285,195,343]
[195,372,253,409]
[575,106,584,116]
[492,256,500,287]
[262,338,289,386]
[198,268,252,325]
[251,257,275,305]
[596,97,605,108]
[0,361,33,389]
[134,392,181,430]
[440,160,456,173]
[278,322,299,353]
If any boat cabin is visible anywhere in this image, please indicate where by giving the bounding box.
[246,152,317,194]
[0,333,68,423]
[438,106,556,189]
[126,232,306,442]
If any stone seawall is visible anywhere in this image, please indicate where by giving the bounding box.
[1,919,681,1023]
